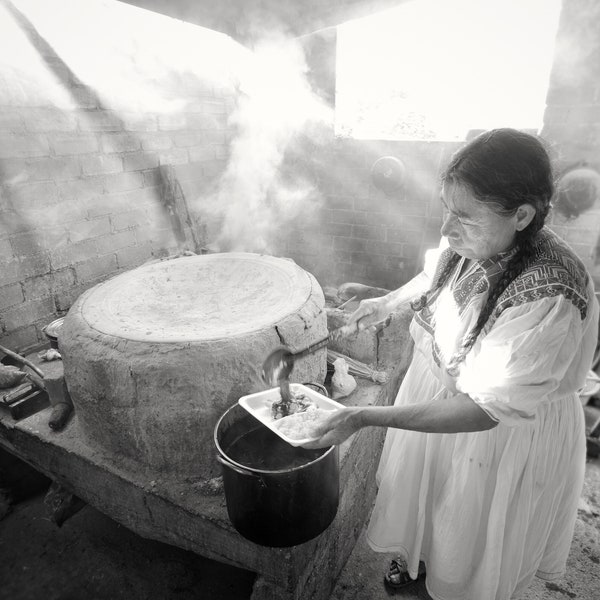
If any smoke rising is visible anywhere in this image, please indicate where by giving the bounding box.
[199,36,333,254]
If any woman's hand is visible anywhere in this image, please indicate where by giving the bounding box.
[346,297,390,333]
[300,407,363,449]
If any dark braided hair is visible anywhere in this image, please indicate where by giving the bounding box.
[412,128,554,374]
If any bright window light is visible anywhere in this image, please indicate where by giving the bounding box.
[335,0,562,141]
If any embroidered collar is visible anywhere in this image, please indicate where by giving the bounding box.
[476,246,516,283]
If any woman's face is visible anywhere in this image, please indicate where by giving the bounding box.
[440,182,523,260]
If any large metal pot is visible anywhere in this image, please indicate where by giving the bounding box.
[214,403,339,547]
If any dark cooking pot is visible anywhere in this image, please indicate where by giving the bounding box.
[214,402,339,547]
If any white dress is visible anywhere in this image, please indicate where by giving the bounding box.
[366,230,599,600]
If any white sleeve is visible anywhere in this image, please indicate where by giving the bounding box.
[456,295,585,426]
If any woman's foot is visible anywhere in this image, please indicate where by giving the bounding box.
[383,558,425,590]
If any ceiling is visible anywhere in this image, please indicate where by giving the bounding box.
[118,0,409,44]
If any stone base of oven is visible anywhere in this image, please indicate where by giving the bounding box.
[0,378,409,600]
[0,310,415,600]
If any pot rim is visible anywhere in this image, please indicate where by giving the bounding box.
[214,403,336,475]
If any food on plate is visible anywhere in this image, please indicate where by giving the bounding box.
[274,408,331,440]
[271,389,316,420]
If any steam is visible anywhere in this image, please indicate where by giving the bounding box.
[201,37,333,253]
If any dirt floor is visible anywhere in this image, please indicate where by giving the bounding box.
[0,454,599,600]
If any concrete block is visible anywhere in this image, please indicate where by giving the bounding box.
[352,224,385,240]
[52,134,99,156]
[10,231,48,257]
[86,193,131,218]
[329,208,357,224]
[0,326,40,354]
[142,170,161,187]
[50,239,99,270]
[386,227,423,245]
[139,134,173,151]
[111,209,147,231]
[119,113,158,132]
[0,254,51,287]
[157,113,187,131]
[8,181,59,208]
[364,239,403,256]
[23,269,75,301]
[0,110,25,132]
[123,152,159,172]
[27,156,81,181]
[320,222,352,237]
[68,218,112,244]
[25,108,77,133]
[158,149,189,165]
[204,130,228,145]
[104,172,144,193]
[0,283,23,310]
[334,237,366,253]
[0,134,49,159]
[115,243,154,269]
[74,255,119,284]
[80,154,123,176]
[100,133,141,153]
[77,111,124,132]
[59,177,105,203]
[185,113,220,130]
[94,231,136,255]
[2,297,55,331]
[173,132,206,148]
[0,238,14,260]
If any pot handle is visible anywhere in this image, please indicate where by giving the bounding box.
[216,454,257,478]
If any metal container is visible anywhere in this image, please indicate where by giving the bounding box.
[214,403,339,547]
[42,317,65,349]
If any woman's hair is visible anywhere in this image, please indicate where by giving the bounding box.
[411,128,554,373]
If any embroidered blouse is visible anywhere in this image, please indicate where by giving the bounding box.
[411,227,598,426]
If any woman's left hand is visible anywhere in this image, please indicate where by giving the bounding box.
[300,407,362,449]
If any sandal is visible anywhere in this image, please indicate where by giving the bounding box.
[383,558,425,590]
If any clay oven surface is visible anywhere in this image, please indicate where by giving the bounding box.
[60,253,327,480]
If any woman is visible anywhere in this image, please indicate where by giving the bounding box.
[305,129,599,600]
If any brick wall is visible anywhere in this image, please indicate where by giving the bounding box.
[2,0,600,353]
[275,0,600,292]
[275,135,456,290]
[541,0,600,285]
[0,1,233,352]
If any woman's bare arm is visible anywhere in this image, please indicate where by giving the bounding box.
[302,392,497,449]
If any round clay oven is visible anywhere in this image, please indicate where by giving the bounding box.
[60,252,327,480]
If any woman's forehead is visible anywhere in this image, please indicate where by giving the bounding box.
[441,181,477,212]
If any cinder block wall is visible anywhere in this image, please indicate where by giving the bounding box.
[2,0,599,354]
[277,0,600,291]
[541,0,600,286]
[0,2,234,352]
[277,136,457,290]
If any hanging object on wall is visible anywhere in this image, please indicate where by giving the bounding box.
[554,165,600,220]
[370,156,406,196]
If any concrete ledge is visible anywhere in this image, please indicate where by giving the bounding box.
[0,357,410,600]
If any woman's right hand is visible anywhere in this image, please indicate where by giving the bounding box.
[346,297,389,332]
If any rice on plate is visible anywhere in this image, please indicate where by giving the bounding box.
[274,408,332,441]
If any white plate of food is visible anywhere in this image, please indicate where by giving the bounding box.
[238,383,344,447]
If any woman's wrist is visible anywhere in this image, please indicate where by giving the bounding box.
[349,405,373,429]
